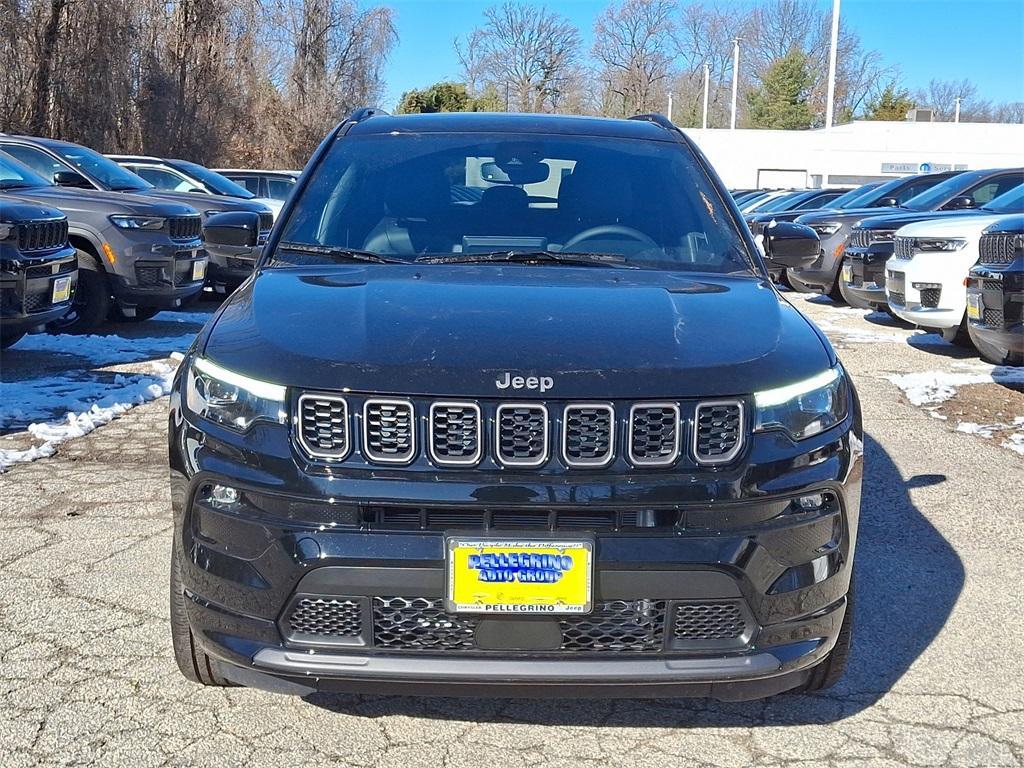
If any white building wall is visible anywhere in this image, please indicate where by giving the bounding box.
[684,120,1024,189]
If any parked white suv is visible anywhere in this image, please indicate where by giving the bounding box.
[886,216,1008,344]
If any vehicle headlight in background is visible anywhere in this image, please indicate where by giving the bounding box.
[109,215,166,230]
[869,230,896,243]
[186,357,286,431]
[810,222,841,236]
[914,238,967,252]
[754,367,849,440]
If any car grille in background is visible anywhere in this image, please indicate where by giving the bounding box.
[496,404,548,466]
[673,602,748,641]
[429,402,481,465]
[563,405,614,467]
[258,211,274,234]
[694,402,743,464]
[363,400,415,463]
[167,215,202,241]
[920,288,941,308]
[285,597,362,644]
[889,290,906,306]
[849,229,870,249]
[16,220,68,252]
[297,394,349,458]
[978,233,1018,265]
[628,404,680,466]
[983,308,1005,327]
[892,237,914,260]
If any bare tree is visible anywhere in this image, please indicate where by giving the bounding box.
[914,78,993,122]
[456,3,582,112]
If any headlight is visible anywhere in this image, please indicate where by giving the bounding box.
[870,230,896,243]
[915,238,966,252]
[186,357,286,431]
[754,367,849,440]
[811,222,841,236]
[109,215,166,230]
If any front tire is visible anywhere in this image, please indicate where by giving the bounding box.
[50,251,110,333]
[796,582,854,693]
[170,546,232,687]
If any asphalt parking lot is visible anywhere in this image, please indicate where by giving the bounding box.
[1,294,1022,768]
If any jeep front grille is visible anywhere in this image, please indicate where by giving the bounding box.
[428,402,482,466]
[978,233,1018,265]
[363,399,415,463]
[258,211,274,237]
[495,404,548,467]
[359,504,681,531]
[285,597,363,644]
[167,215,202,241]
[628,404,680,466]
[694,401,743,464]
[562,404,614,467]
[849,229,870,249]
[297,394,349,459]
[17,219,67,252]
[892,236,914,260]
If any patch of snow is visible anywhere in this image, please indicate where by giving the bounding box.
[1003,433,1024,456]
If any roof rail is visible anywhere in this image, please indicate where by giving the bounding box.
[628,113,676,132]
[347,107,388,124]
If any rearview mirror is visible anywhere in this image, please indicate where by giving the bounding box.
[944,195,975,210]
[480,160,549,185]
[763,221,820,269]
[875,197,899,208]
[204,211,260,248]
[53,170,91,189]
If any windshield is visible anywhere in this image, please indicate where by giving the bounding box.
[277,133,753,273]
[175,161,255,199]
[0,153,52,189]
[51,144,152,191]
[984,184,1024,213]
[755,191,806,213]
[831,183,880,209]
[901,171,987,211]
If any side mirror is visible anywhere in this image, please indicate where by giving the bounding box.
[874,196,899,208]
[944,195,975,210]
[53,169,91,189]
[204,211,260,247]
[764,221,820,269]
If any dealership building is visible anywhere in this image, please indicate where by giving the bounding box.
[685,119,1024,189]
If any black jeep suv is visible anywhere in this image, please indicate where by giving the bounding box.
[966,215,1023,366]
[1,200,77,348]
[169,111,862,700]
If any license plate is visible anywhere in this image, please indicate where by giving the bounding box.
[446,537,593,615]
[967,293,981,320]
[841,263,853,283]
[192,259,207,281]
[51,276,72,303]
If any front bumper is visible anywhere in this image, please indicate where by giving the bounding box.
[788,231,847,291]
[0,249,78,331]
[967,264,1024,354]
[206,243,262,289]
[109,239,207,309]
[886,257,967,330]
[842,245,894,306]
[169,383,863,700]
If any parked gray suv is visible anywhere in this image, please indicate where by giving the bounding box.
[0,152,207,329]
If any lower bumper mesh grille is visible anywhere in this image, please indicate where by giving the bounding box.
[983,308,1005,327]
[673,602,747,640]
[889,290,905,307]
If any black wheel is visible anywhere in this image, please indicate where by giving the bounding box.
[109,305,162,322]
[827,272,845,303]
[968,323,1024,366]
[796,582,854,693]
[170,546,232,687]
[1,328,26,349]
[940,316,972,348]
[49,251,110,333]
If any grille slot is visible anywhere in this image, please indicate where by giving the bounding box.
[495,404,548,467]
[25,258,75,280]
[892,236,914,260]
[258,211,274,237]
[16,220,68,252]
[560,600,667,652]
[297,394,349,459]
[978,233,1017,265]
[920,288,941,308]
[374,597,477,651]
[562,404,615,467]
[628,403,680,467]
[286,597,362,638]
[359,505,678,531]
[694,401,744,465]
[889,290,905,307]
[983,308,1005,327]
[673,602,748,641]
[167,215,202,241]
[363,399,415,463]
[849,229,870,249]
[428,402,482,466]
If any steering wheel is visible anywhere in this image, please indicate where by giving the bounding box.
[562,224,658,252]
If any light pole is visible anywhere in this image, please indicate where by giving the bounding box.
[824,0,840,130]
[730,38,740,130]
[954,96,961,123]
[702,63,710,129]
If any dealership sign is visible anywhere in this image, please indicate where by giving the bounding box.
[882,162,968,173]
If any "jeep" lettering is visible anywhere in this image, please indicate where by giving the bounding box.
[495,372,554,393]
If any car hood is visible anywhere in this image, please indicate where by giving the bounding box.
[1,185,199,217]
[146,190,271,214]
[896,214,1009,239]
[201,266,834,399]
[854,208,987,231]
[795,206,900,226]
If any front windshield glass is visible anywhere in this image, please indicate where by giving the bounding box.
[984,183,1024,213]
[52,144,152,191]
[901,172,984,211]
[831,183,880,209]
[0,153,52,189]
[277,133,753,273]
[176,161,255,199]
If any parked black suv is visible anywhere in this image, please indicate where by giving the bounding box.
[0,200,77,347]
[966,215,1023,366]
[0,152,206,328]
[169,111,861,700]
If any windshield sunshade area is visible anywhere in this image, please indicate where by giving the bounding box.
[276,133,753,273]
[0,153,52,189]
[53,144,152,192]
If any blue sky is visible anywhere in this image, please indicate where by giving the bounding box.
[382,0,1024,109]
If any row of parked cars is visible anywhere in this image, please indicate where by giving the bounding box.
[0,132,299,347]
[737,167,1024,366]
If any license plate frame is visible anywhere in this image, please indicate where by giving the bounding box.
[967,293,981,320]
[841,263,853,284]
[445,536,594,615]
[51,275,72,303]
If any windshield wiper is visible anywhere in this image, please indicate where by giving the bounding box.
[415,250,633,267]
[277,242,407,264]
[0,181,36,190]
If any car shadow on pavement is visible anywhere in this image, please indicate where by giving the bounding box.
[305,433,964,727]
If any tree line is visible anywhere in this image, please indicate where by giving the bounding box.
[2,0,1020,169]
